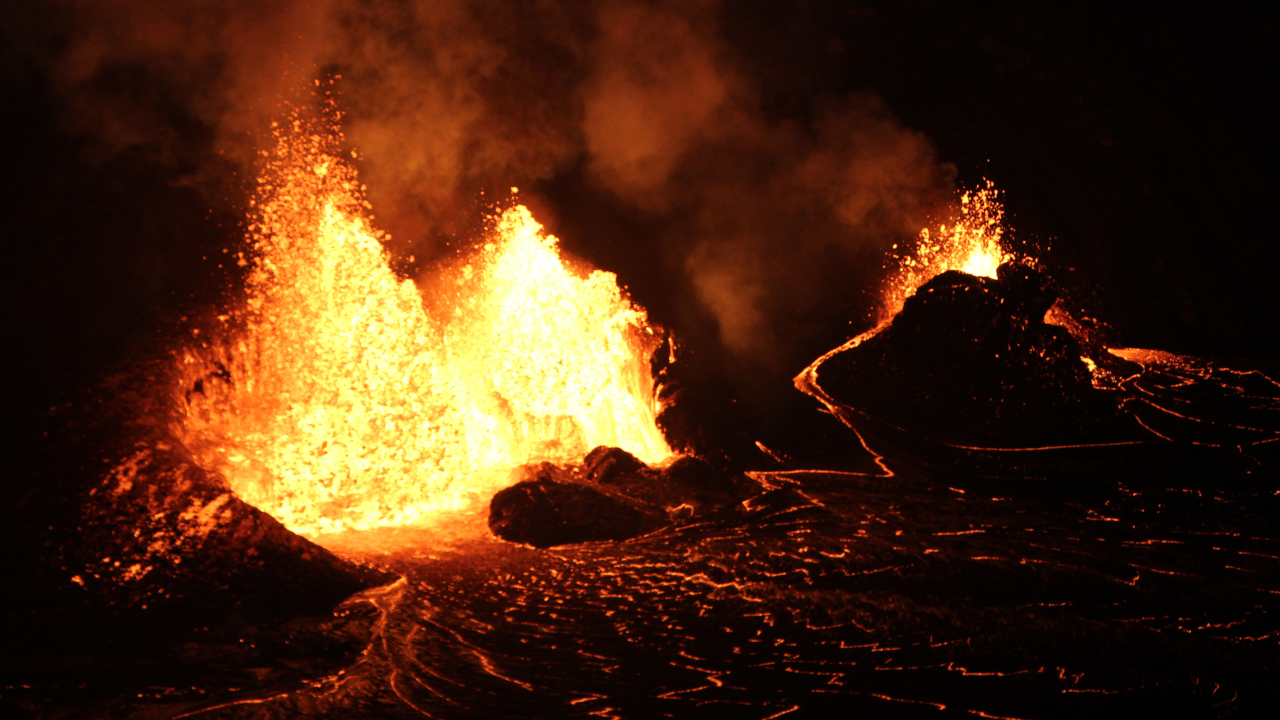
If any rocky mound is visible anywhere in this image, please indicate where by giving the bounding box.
[3,367,397,716]
[489,447,759,548]
[4,367,393,657]
[816,263,1138,447]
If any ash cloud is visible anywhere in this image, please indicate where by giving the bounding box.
[34,0,955,403]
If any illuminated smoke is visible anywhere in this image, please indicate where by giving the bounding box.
[45,0,958,405]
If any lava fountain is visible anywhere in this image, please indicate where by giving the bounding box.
[880,179,1012,321]
[176,102,672,538]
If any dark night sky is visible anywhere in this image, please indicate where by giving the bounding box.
[2,1,1277,442]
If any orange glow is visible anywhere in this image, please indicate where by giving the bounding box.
[1043,301,1097,348]
[177,106,672,537]
[881,180,1010,321]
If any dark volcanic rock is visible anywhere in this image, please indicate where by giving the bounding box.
[2,365,397,717]
[817,264,1139,447]
[591,449,749,510]
[584,445,648,485]
[489,449,763,547]
[4,364,393,651]
[650,455,754,511]
[489,463,668,548]
[66,385,393,626]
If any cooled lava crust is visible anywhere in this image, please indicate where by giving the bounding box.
[489,446,759,548]
[817,264,1139,448]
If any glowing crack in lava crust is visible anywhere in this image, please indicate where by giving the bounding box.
[177,109,672,537]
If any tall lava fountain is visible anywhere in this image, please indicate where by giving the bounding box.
[177,99,672,537]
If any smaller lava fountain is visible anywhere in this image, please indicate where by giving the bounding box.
[880,179,1012,322]
[177,98,672,538]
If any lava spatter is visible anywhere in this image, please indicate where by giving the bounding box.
[178,101,672,537]
[882,180,1012,322]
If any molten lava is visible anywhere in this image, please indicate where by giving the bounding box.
[881,180,1011,321]
[178,106,672,537]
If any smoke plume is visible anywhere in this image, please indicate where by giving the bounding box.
[34,0,956,409]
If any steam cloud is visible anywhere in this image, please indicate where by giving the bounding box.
[37,0,956,407]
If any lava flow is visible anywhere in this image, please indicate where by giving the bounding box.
[176,105,672,538]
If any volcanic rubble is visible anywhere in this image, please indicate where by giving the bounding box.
[816,262,1142,448]
[489,446,762,548]
[3,366,393,715]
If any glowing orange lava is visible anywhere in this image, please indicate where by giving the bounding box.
[881,180,1011,321]
[178,107,672,537]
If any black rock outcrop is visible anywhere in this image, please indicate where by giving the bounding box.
[489,448,759,548]
[817,264,1138,447]
[3,365,396,716]
[489,462,669,548]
